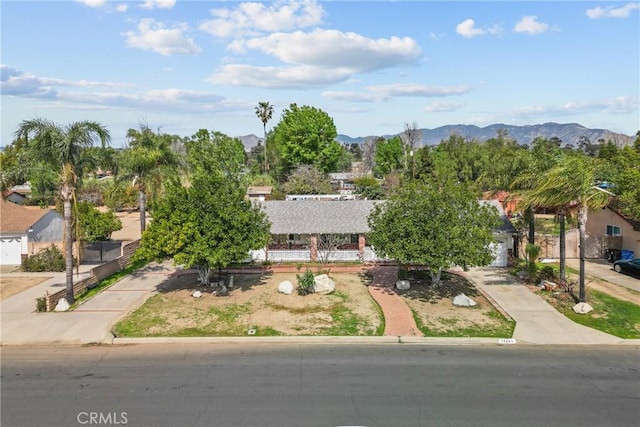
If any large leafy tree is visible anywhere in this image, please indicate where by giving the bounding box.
[74,201,122,242]
[271,103,341,175]
[522,156,610,303]
[186,129,246,182]
[118,125,182,234]
[373,136,404,178]
[368,177,501,285]
[15,118,110,304]
[282,165,333,195]
[255,101,274,173]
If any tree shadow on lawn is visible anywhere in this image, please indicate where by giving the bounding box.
[154,270,273,296]
[397,270,480,303]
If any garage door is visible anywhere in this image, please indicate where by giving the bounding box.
[490,241,508,267]
[1,237,22,265]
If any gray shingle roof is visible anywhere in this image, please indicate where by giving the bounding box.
[262,200,379,234]
[480,199,518,234]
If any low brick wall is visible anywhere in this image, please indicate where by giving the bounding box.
[44,239,141,311]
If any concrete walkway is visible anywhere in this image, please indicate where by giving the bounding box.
[565,258,639,293]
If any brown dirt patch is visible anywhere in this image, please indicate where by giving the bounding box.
[138,271,383,336]
[397,270,512,335]
[0,277,51,301]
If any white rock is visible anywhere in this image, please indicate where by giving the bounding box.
[573,302,593,314]
[192,291,202,298]
[313,274,335,294]
[452,293,477,307]
[278,280,294,295]
[54,298,70,312]
[395,280,410,290]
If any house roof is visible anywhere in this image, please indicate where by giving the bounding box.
[0,199,52,234]
[480,199,518,234]
[329,172,356,181]
[246,186,273,195]
[262,200,379,234]
[607,201,640,231]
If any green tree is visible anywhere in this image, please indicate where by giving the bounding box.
[15,118,111,304]
[373,136,404,178]
[282,165,332,195]
[354,176,384,200]
[367,178,501,285]
[75,201,122,241]
[271,103,341,174]
[186,130,247,183]
[118,125,182,234]
[255,101,274,173]
[522,156,610,303]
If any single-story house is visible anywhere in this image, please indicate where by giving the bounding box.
[252,199,516,267]
[329,172,357,194]
[585,205,640,260]
[480,199,518,266]
[2,191,27,205]
[0,199,64,265]
[245,186,273,202]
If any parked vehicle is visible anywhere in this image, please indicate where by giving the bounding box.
[612,258,640,277]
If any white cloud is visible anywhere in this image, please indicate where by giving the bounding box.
[323,83,471,102]
[586,3,640,19]
[76,0,106,7]
[123,19,202,56]
[514,16,550,35]
[199,0,324,38]
[116,4,128,13]
[424,101,465,112]
[456,19,486,38]
[207,64,352,89]
[141,0,176,10]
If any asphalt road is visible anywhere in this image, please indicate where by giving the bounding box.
[1,344,639,427]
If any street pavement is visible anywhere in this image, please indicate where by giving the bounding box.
[1,261,639,346]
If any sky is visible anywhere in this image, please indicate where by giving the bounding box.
[1,0,639,148]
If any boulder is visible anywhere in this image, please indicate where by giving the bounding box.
[54,298,70,312]
[192,291,202,298]
[395,280,410,290]
[539,280,558,291]
[452,293,477,307]
[572,302,593,314]
[278,280,294,295]
[313,274,335,295]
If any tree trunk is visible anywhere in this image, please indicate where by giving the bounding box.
[430,268,443,287]
[139,188,146,234]
[63,195,75,304]
[527,207,535,246]
[559,213,566,282]
[578,206,587,303]
[263,123,268,172]
[197,266,210,286]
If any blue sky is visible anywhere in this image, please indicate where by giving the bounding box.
[1,0,638,148]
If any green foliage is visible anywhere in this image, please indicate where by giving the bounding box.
[186,129,246,181]
[367,177,501,281]
[271,103,341,174]
[283,165,333,195]
[353,176,384,200]
[373,136,404,177]
[22,245,65,272]
[35,297,47,312]
[75,201,122,241]
[296,269,315,296]
[537,265,559,283]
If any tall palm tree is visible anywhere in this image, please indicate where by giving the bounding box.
[522,155,610,303]
[119,125,181,234]
[15,118,110,304]
[254,102,274,173]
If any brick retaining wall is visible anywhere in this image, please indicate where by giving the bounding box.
[44,239,141,311]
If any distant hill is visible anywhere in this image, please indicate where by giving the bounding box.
[237,122,635,150]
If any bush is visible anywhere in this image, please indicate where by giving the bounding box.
[22,245,66,272]
[537,265,559,283]
[296,269,315,296]
[35,297,47,312]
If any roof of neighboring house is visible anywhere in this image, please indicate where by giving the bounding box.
[246,186,273,196]
[479,199,518,234]
[607,201,640,232]
[0,199,52,234]
[262,200,379,234]
[10,184,32,194]
[329,172,356,181]
[2,191,27,203]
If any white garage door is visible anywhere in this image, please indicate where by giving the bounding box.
[490,241,508,267]
[1,237,23,265]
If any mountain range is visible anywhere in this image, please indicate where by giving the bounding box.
[237,122,635,150]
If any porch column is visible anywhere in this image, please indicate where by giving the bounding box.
[310,234,318,261]
[358,234,366,257]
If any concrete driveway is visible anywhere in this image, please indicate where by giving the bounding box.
[565,259,639,292]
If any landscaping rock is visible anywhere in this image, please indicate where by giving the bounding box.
[54,298,70,312]
[539,280,558,291]
[313,274,335,294]
[572,302,593,314]
[452,293,476,307]
[517,271,528,279]
[278,280,294,295]
[192,291,202,298]
[395,280,410,290]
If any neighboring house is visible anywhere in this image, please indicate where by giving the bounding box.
[0,199,64,265]
[482,191,521,217]
[245,186,272,202]
[329,172,357,195]
[480,199,518,267]
[585,205,640,260]
[2,191,27,205]
[252,199,516,267]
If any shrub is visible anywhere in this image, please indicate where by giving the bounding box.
[22,245,65,272]
[537,265,559,283]
[35,297,47,312]
[296,269,315,296]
